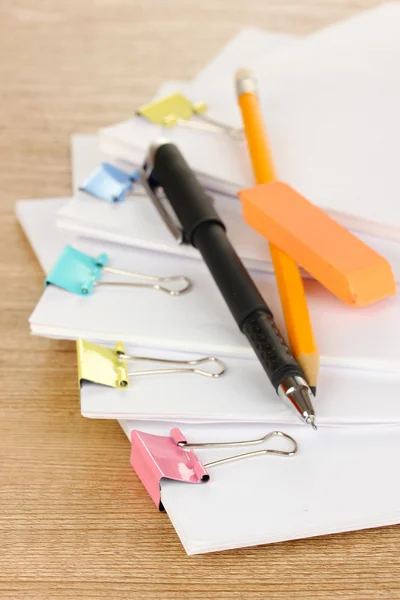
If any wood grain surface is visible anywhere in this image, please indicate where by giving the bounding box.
[1,1,399,598]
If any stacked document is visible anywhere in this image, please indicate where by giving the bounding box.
[19,3,400,555]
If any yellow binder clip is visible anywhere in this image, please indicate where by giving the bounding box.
[77,340,226,389]
[77,340,130,388]
[137,92,243,140]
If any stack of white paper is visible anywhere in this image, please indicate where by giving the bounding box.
[98,3,400,242]
[28,235,400,373]
[19,4,400,555]
[57,134,400,281]
[18,197,400,427]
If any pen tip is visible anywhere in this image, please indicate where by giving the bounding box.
[306,415,318,431]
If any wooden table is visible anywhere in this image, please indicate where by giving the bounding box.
[1,1,399,598]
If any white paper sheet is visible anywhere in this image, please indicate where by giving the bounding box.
[120,420,400,555]
[58,134,400,282]
[17,198,74,273]
[100,4,400,241]
[81,346,400,426]
[17,197,400,427]
[29,232,400,373]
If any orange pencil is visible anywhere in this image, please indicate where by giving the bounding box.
[235,68,319,394]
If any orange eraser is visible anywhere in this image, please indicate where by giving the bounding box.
[238,181,396,306]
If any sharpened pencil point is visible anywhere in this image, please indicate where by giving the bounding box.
[310,386,317,397]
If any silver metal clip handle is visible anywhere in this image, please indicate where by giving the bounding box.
[97,266,191,296]
[191,113,244,141]
[118,353,226,378]
[178,430,298,468]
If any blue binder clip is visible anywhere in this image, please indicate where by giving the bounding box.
[45,245,191,296]
[79,163,141,203]
[45,246,108,295]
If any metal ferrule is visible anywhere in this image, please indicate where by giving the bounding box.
[235,70,258,96]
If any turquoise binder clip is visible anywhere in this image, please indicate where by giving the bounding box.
[45,246,108,295]
[79,163,141,203]
[45,245,192,296]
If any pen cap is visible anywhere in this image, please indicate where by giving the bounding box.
[149,140,225,245]
[239,182,396,306]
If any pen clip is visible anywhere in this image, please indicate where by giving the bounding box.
[139,160,189,246]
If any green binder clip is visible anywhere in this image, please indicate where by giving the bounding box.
[45,245,191,297]
[45,245,107,296]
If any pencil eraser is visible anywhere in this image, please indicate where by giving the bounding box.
[239,181,396,306]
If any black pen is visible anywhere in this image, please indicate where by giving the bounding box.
[140,139,317,429]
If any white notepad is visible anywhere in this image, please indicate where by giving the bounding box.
[29,232,400,373]
[17,197,400,427]
[120,420,400,555]
[58,134,400,282]
[100,4,400,241]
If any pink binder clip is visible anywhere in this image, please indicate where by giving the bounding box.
[130,428,209,510]
[130,428,298,511]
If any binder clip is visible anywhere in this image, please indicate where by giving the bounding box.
[77,340,226,389]
[130,428,298,510]
[45,245,191,296]
[79,162,143,203]
[137,92,244,141]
